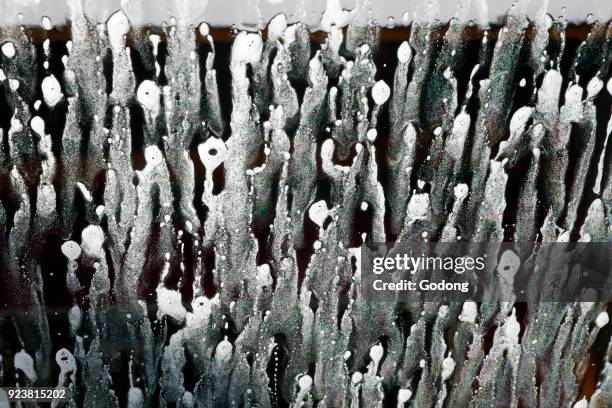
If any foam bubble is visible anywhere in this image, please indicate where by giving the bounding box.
[14,350,38,382]
[55,348,76,373]
[441,354,456,380]
[41,16,53,30]
[308,200,330,228]
[406,193,430,221]
[42,75,64,107]
[366,128,377,141]
[31,116,45,137]
[198,22,210,37]
[453,184,469,200]
[198,137,227,172]
[157,287,187,322]
[587,76,604,98]
[596,311,609,328]
[107,10,130,49]
[509,106,533,134]
[268,13,287,41]
[81,225,104,257]
[298,375,313,391]
[61,240,82,260]
[320,0,349,32]
[137,80,160,112]
[369,343,384,365]
[1,42,16,59]
[128,388,145,408]
[144,145,163,168]
[398,388,412,402]
[372,80,390,105]
[459,301,477,323]
[215,337,233,365]
[232,32,263,65]
[256,264,273,287]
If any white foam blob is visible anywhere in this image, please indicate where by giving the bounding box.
[31,116,45,137]
[283,24,297,45]
[14,349,38,382]
[197,137,227,172]
[396,41,412,65]
[9,79,19,92]
[403,122,417,145]
[214,337,233,365]
[298,375,313,391]
[1,42,16,59]
[443,67,453,80]
[156,287,187,322]
[256,264,273,288]
[268,13,287,41]
[55,348,76,373]
[107,10,130,48]
[198,22,210,37]
[320,0,349,31]
[587,76,604,98]
[453,184,469,200]
[406,193,430,221]
[441,354,456,381]
[137,80,160,112]
[509,106,534,134]
[503,308,521,344]
[128,387,145,408]
[366,128,377,142]
[81,225,105,257]
[61,240,82,260]
[459,301,477,323]
[144,145,163,168]
[596,311,609,328]
[308,200,330,228]
[397,388,412,403]
[369,343,384,366]
[565,84,584,109]
[188,296,213,327]
[77,181,93,202]
[372,80,391,105]
[149,34,161,56]
[232,32,263,65]
[351,371,363,384]
[41,75,64,107]
[41,16,53,30]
